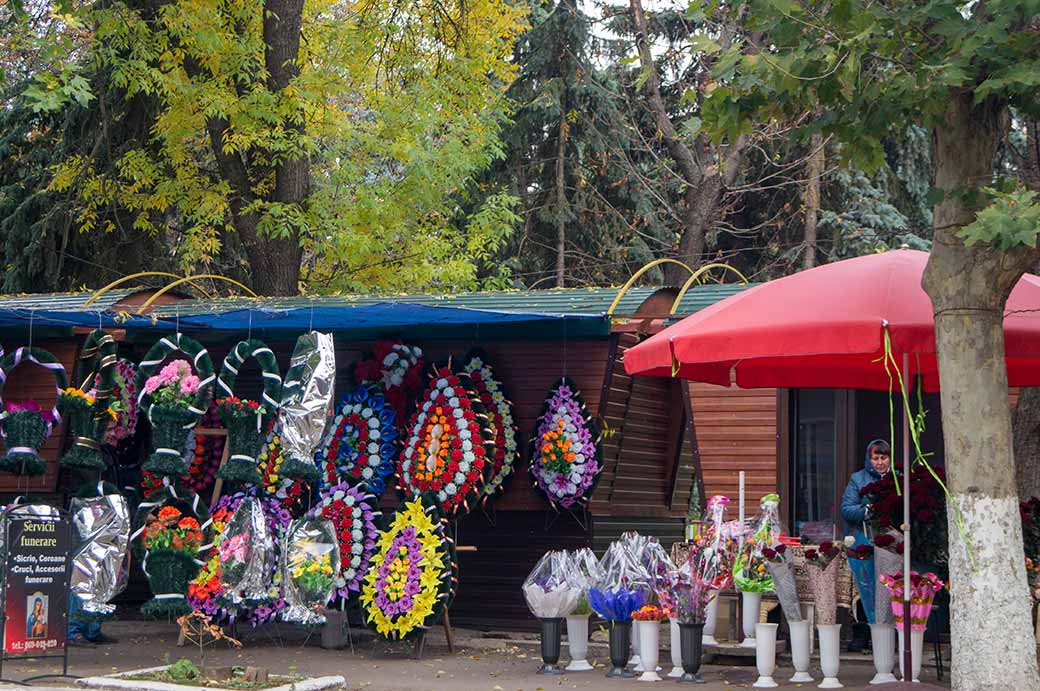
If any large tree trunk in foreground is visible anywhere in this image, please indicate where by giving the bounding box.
[922,90,1040,691]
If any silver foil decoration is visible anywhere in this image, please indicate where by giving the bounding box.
[280,517,340,625]
[70,492,130,616]
[279,331,335,472]
[218,497,273,605]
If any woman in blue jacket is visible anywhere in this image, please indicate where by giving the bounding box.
[841,439,891,649]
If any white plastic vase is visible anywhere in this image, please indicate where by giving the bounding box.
[788,619,814,683]
[752,623,779,688]
[668,618,682,678]
[869,623,898,685]
[817,623,843,689]
[702,595,720,646]
[897,627,925,683]
[742,591,762,648]
[636,620,662,681]
[629,618,642,667]
[565,615,593,672]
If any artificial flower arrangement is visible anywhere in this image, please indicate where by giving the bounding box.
[461,349,518,503]
[216,497,275,605]
[59,329,117,471]
[761,543,802,622]
[398,364,493,518]
[529,377,602,511]
[257,421,307,511]
[102,359,138,444]
[186,403,226,495]
[879,571,946,629]
[188,493,292,626]
[861,463,948,564]
[136,335,215,478]
[135,500,210,617]
[354,340,424,423]
[659,566,713,624]
[587,541,650,622]
[522,550,584,619]
[308,482,380,601]
[316,384,399,495]
[359,499,456,640]
[214,339,283,485]
[733,493,782,592]
[0,346,68,476]
[804,538,851,626]
[281,517,339,625]
[631,604,668,622]
[695,495,736,591]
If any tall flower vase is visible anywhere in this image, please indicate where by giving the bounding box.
[741,591,762,648]
[753,623,779,688]
[702,595,720,646]
[869,623,898,684]
[678,622,706,684]
[817,624,843,689]
[629,617,642,667]
[637,620,662,681]
[607,621,636,678]
[668,618,683,678]
[537,618,564,675]
[565,615,593,672]
[788,619,814,683]
[897,627,924,683]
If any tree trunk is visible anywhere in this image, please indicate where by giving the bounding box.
[921,90,1040,691]
[555,114,568,288]
[803,131,824,270]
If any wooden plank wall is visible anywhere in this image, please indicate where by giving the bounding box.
[690,382,778,508]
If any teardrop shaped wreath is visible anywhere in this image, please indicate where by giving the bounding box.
[529,377,603,511]
[0,346,68,476]
[102,359,139,444]
[461,349,518,501]
[308,481,380,601]
[397,365,493,519]
[316,384,399,495]
[359,499,456,640]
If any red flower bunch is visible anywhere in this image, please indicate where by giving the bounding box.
[217,397,261,416]
[860,463,947,564]
[805,540,844,569]
[761,543,787,563]
[143,506,204,556]
[848,544,874,560]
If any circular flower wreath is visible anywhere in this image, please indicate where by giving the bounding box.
[530,377,602,510]
[398,366,492,519]
[308,482,380,600]
[257,421,308,512]
[101,359,138,444]
[461,349,518,499]
[188,492,292,626]
[316,385,399,495]
[360,499,456,640]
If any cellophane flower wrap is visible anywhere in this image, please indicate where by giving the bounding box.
[530,378,601,510]
[523,550,584,618]
[277,331,335,482]
[308,481,380,601]
[462,350,518,500]
[587,540,650,622]
[360,499,456,640]
[762,544,802,622]
[188,493,291,626]
[70,489,131,620]
[280,517,340,626]
[697,496,736,591]
[733,494,781,593]
[316,384,399,495]
[218,497,274,605]
[398,366,492,519]
[806,542,844,626]
[661,559,714,625]
[872,538,900,625]
[880,571,945,630]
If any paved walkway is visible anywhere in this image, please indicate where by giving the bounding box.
[0,619,950,690]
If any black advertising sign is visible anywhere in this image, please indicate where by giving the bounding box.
[2,505,70,657]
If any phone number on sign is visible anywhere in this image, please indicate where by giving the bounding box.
[9,638,59,653]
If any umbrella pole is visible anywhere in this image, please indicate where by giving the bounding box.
[902,353,912,679]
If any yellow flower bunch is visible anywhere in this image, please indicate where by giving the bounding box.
[61,387,96,405]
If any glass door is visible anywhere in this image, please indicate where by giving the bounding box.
[791,389,840,543]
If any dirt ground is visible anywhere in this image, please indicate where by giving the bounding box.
[0,619,950,690]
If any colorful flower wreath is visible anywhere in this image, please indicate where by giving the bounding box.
[187,403,226,495]
[257,421,308,512]
[316,385,399,495]
[308,482,380,600]
[188,492,292,626]
[398,365,492,518]
[461,349,518,500]
[355,340,424,423]
[360,499,456,640]
[102,359,138,443]
[530,377,602,510]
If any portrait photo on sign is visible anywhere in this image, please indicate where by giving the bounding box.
[26,594,47,639]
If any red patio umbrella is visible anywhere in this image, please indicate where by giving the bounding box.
[624,249,1040,684]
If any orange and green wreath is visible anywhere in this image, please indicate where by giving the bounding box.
[397,364,493,519]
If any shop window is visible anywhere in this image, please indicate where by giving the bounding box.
[791,389,839,543]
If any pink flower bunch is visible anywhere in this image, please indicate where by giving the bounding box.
[144,359,201,409]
